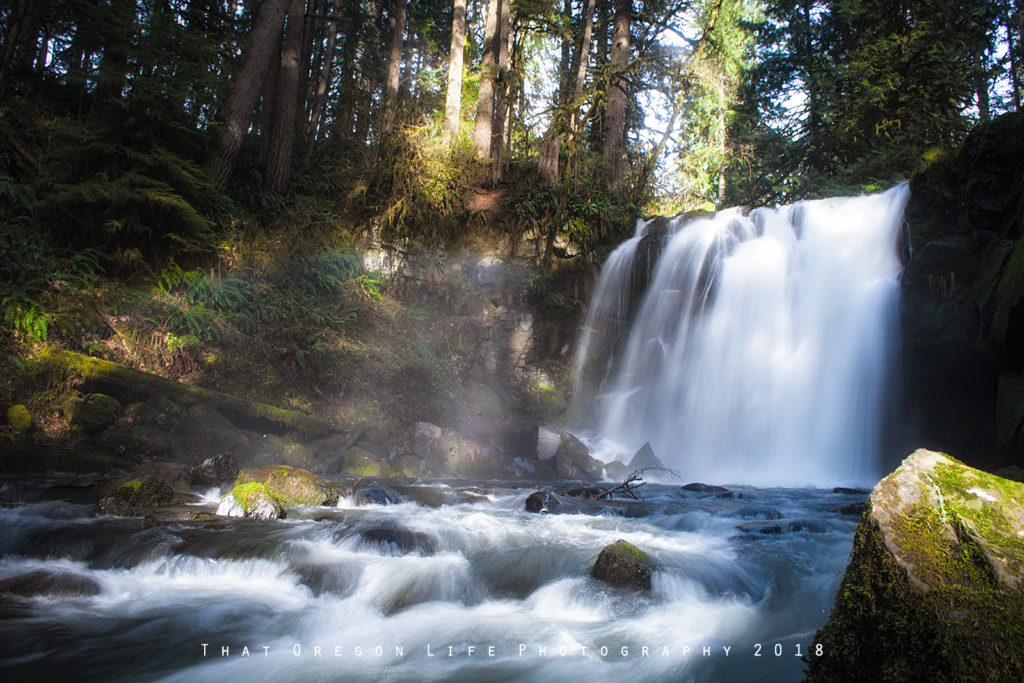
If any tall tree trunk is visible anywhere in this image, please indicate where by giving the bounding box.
[382,0,407,127]
[974,52,990,122]
[354,0,381,145]
[589,0,608,150]
[304,0,337,163]
[490,0,511,182]
[539,0,595,183]
[1009,12,1021,111]
[473,0,501,158]
[265,0,307,193]
[444,0,468,144]
[210,0,290,188]
[602,0,630,194]
[333,3,361,140]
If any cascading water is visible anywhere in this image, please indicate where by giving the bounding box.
[572,184,910,487]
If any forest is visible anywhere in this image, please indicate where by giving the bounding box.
[0,0,1022,422]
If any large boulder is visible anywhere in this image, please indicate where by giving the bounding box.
[96,476,177,515]
[190,453,239,488]
[551,428,602,481]
[807,449,1024,682]
[217,482,285,520]
[591,539,652,591]
[66,393,120,433]
[233,465,339,507]
[627,441,663,470]
[170,405,251,466]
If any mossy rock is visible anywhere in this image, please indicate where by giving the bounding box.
[67,393,120,434]
[6,404,33,433]
[96,476,177,515]
[591,539,652,591]
[807,449,1024,682]
[233,465,338,507]
[340,446,391,477]
[217,482,285,520]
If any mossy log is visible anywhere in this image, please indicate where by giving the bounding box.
[35,348,339,439]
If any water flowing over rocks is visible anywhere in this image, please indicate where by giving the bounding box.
[807,449,1024,681]
[217,483,285,520]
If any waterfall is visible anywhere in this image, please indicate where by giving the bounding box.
[572,184,910,487]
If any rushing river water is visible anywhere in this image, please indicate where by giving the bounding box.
[0,478,863,682]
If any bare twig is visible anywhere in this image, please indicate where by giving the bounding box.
[589,465,682,501]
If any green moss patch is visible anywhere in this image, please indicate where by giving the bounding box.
[807,450,1024,681]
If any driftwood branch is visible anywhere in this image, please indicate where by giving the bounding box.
[589,465,682,501]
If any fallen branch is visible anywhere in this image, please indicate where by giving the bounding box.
[589,465,682,501]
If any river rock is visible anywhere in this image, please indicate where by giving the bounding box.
[7,404,33,432]
[96,476,177,515]
[591,539,652,591]
[807,449,1024,682]
[170,404,250,466]
[356,520,438,555]
[604,459,630,481]
[190,453,239,488]
[525,490,559,513]
[550,429,602,481]
[67,393,120,433]
[132,461,192,493]
[340,446,392,477]
[217,482,285,520]
[0,570,102,597]
[233,465,339,506]
[627,441,663,470]
[352,483,404,506]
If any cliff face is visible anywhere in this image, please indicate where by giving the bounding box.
[807,449,1024,682]
[900,112,1024,470]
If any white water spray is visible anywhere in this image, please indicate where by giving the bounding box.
[573,185,910,487]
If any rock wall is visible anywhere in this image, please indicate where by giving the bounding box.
[901,112,1024,470]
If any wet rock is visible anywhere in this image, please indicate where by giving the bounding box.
[832,487,869,495]
[186,511,221,522]
[735,506,783,520]
[525,490,559,513]
[734,522,783,535]
[716,491,745,499]
[603,460,630,481]
[356,520,438,555]
[552,430,602,481]
[170,405,250,466]
[835,503,867,516]
[340,446,392,477]
[809,449,1024,682]
[785,519,827,533]
[566,485,601,498]
[190,454,239,488]
[67,393,120,434]
[282,442,314,469]
[0,570,102,597]
[217,482,285,520]
[233,465,339,507]
[96,476,177,515]
[681,483,729,494]
[536,426,561,461]
[6,404,33,433]
[352,483,404,506]
[132,461,192,493]
[627,441,663,470]
[591,539,652,591]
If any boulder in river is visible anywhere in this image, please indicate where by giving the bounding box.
[525,490,559,513]
[96,476,177,515]
[591,539,652,591]
[627,441,663,470]
[807,449,1024,682]
[233,465,339,507]
[217,482,285,520]
[190,453,239,488]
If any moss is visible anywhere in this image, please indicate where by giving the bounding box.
[807,452,1024,682]
[230,481,277,514]
[609,540,648,564]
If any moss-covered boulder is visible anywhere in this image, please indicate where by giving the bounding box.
[233,465,338,507]
[6,404,33,432]
[216,482,285,520]
[340,446,393,477]
[591,539,652,591]
[67,393,120,434]
[807,449,1024,682]
[96,476,177,515]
